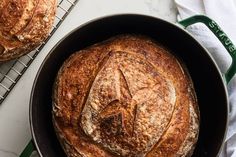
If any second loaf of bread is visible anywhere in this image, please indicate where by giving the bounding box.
[0,0,57,61]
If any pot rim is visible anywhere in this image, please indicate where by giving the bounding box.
[29,13,229,157]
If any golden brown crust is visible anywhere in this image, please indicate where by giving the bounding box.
[0,0,57,61]
[52,35,200,157]
[0,0,27,32]
[10,0,39,35]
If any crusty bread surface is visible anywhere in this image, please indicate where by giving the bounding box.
[0,0,57,61]
[52,35,200,157]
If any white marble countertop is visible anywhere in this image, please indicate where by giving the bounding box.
[0,0,177,156]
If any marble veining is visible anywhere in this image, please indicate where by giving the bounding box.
[0,149,18,157]
[145,0,177,22]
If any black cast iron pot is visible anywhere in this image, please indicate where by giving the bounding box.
[20,14,236,157]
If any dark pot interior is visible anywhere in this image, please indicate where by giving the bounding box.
[30,14,228,157]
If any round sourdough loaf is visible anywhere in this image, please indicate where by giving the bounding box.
[52,35,200,157]
[0,0,57,61]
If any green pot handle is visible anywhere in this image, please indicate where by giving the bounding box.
[178,15,236,84]
[19,140,36,157]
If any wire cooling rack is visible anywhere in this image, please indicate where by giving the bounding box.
[0,0,79,104]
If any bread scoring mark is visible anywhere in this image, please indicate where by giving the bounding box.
[0,44,5,54]
[132,103,139,136]
[118,69,133,98]
[80,50,176,156]
[11,0,40,35]
[98,68,136,136]
[78,52,112,122]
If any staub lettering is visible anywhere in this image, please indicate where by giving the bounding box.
[229,45,236,53]
[208,20,236,55]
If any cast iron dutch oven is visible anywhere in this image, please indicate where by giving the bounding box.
[20,14,236,157]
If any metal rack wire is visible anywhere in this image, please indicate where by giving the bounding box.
[0,0,79,104]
